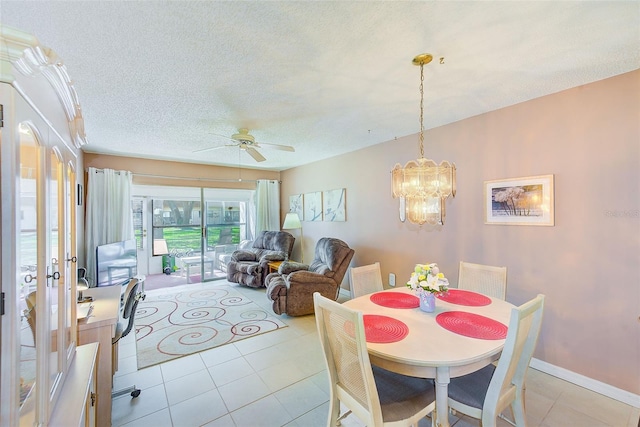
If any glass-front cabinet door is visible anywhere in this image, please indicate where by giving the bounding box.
[16,121,72,424]
[1,26,85,426]
[18,122,40,420]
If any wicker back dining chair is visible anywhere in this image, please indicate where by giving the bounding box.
[447,294,545,426]
[458,261,507,300]
[24,291,37,343]
[313,292,435,426]
[349,262,384,299]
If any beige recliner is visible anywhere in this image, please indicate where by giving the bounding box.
[265,237,355,316]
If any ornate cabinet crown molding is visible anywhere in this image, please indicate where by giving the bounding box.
[1,25,87,148]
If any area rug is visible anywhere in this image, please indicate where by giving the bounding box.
[134,283,286,369]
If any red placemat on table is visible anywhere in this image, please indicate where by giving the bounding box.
[370,292,419,308]
[436,311,507,340]
[436,289,492,306]
[344,315,409,343]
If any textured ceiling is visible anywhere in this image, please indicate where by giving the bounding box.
[2,1,639,171]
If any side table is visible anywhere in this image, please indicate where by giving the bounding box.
[267,261,284,274]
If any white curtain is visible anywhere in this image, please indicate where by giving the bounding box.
[85,167,133,286]
[254,180,280,233]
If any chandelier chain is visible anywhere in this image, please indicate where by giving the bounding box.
[419,63,425,158]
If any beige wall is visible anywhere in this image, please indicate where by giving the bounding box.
[280,70,640,394]
[83,153,281,189]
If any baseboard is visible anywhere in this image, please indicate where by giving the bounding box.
[530,358,640,408]
[339,288,351,299]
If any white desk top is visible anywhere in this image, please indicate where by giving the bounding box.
[79,285,121,331]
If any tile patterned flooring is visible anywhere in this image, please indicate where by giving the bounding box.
[112,282,639,427]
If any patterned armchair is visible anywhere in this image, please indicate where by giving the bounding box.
[226,230,295,288]
[265,237,355,316]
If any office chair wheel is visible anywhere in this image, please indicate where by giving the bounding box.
[131,388,141,398]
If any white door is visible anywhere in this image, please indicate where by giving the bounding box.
[133,197,148,276]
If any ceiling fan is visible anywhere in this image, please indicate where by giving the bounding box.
[194,128,295,162]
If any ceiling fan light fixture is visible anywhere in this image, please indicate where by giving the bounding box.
[391,53,456,226]
[194,128,295,161]
[232,128,255,144]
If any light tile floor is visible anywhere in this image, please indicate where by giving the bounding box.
[112,282,639,427]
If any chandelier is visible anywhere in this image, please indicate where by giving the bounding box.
[391,53,456,225]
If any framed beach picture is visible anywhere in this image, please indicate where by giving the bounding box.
[323,188,346,221]
[484,175,554,226]
[304,191,323,221]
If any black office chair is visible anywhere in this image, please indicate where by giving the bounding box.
[112,278,145,399]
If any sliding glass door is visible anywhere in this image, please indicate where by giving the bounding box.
[202,188,249,279]
[140,186,252,284]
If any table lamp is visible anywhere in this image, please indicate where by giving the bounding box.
[77,282,90,302]
[153,238,169,255]
[282,212,303,262]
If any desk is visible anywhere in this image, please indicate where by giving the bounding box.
[343,287,514,427]
[179,256,215,283]
[79,285,121,427]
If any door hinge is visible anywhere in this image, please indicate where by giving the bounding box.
[1,292,5,315]
[0,104,4,128]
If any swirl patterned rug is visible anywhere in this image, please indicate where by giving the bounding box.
[134,283,286,369]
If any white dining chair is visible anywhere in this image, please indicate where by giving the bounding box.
[447,294,545,427]
[349,262,384,299]
[458,261,507,300]
[313,292,436,427]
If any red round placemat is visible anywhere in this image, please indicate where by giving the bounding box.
[436,289,491,306]
[436,311,507,340]
[370,292,419,308]
[344,315,409,343]
[364,315,409,343]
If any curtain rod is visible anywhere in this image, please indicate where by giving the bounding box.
[134,172,261,183]
[89,168,281,184]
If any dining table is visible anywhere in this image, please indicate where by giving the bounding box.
[342,286,515,427]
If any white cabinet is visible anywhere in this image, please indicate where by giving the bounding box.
[49,343,98,427]
[1,26,88,426]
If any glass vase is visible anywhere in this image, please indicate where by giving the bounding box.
[419,291,436,313]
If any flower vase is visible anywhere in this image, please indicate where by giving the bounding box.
[419,291,436,313]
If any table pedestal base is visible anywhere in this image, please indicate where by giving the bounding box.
[435,367,451,427]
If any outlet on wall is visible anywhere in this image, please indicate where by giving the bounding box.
[389,273,396,287]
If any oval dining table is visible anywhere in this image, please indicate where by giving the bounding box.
[342,286,515,427]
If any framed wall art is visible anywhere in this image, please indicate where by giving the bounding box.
[303,191,323,221]
[484,174,554,226]
[323,188,346,221]
[289,194,303,219]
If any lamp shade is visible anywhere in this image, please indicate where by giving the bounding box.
[153,239,169,255]
[282,212,302,230]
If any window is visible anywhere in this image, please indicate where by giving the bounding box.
[132,197,144,250]
[151,198,247,256]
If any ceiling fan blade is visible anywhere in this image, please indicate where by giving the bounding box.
[245,147,266,162]
[192,145,229,154]
[209,132,236,142]
[257,142,295,152]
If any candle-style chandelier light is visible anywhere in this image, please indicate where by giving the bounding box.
[391,53,456,225]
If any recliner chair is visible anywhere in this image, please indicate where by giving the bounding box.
[226,230,295,288]
[265,237,355,316]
